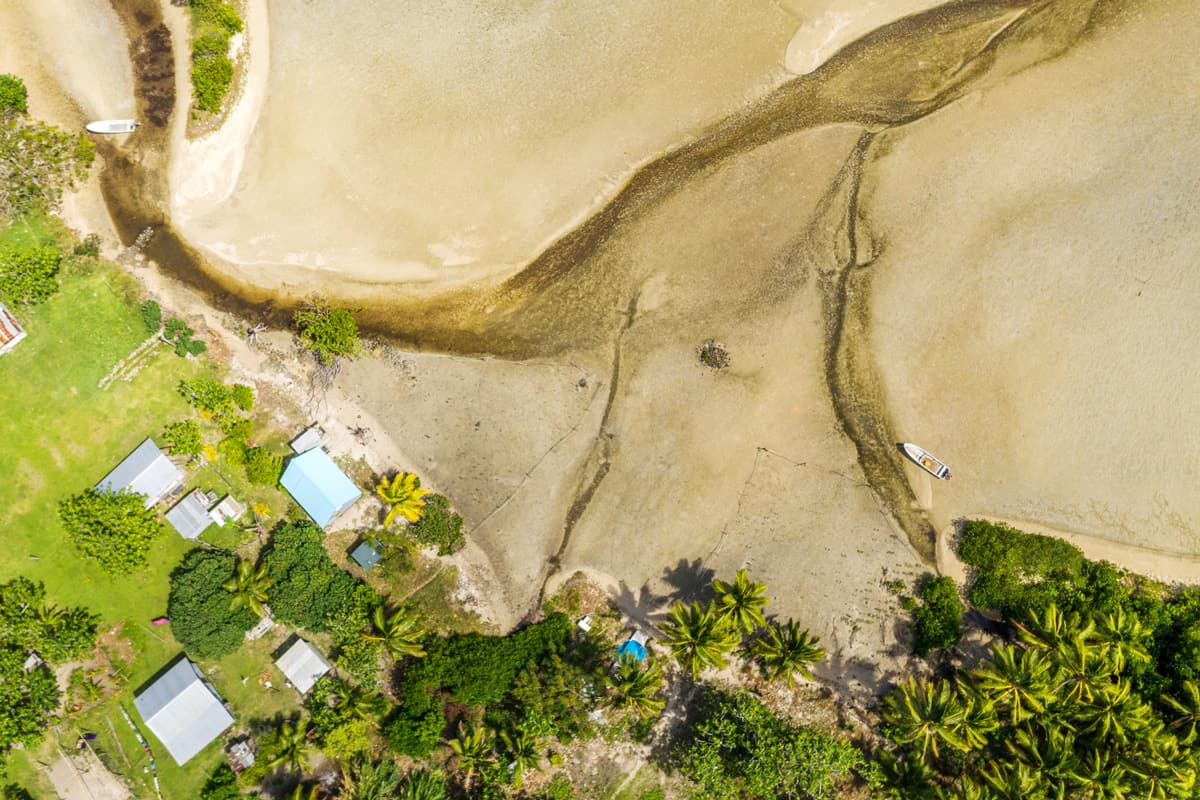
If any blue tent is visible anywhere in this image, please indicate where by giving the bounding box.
[280,449,361,527]
[617,639,647,662]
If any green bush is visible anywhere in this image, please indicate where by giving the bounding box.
[261,521,360,630]
[140,300,162,332]
[57,490,164,574]
[912,576,963,656]
[192,0,243,34]
[0,114,94,216]
[294,301,364,364]
[217,437,248,465]
[192,33,227,59]
[198,763,240,800]
[167,549,254,659]
[387,614,572,757]
[409,494,465,555]
[73,233,101,259]
[0,74,27,114]
[244,447,282,486]
[0,245,61,305]
[192,54,233,114]
[162,420,202,456]
[230,383,254,411]
[178,379,252,435]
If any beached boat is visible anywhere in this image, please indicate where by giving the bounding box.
[85,119,139,135]
[901,442,952,480]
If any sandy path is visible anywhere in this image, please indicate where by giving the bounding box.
[939,516,1200,587]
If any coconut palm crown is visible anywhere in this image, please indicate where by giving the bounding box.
[711,569,770,633]
[376,471,431,526]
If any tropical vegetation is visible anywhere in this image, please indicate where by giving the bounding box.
[294,299,364,365]
[188,0,243,113]
[167,549,256,659]
[261,520,361,630]
[376,471,430,527]
[56,489,165,574]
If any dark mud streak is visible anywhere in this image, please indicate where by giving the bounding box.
[819,134,938,562]
[528,294,640,617]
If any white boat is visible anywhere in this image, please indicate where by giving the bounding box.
[901,443,952,480]
[85,119,139,134]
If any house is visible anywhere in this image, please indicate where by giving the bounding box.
[279,448,361,527]
[95,438,183,509]
[166,490,245,540]
[274,638,331,695]
[134,657,234,765]
[349,539,381,571]
[0,302,26,355]
[165,489,216,540]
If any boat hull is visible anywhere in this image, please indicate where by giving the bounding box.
[901,442,952,480]
[86,119,139,134]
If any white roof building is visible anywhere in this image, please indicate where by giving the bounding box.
[274,638,331,695]
[96,438,183,508]
[0,302,26,356]
[134,658,233,765]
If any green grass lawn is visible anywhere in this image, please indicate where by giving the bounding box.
[0,242,305,797]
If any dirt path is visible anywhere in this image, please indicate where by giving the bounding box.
[938,516,1200,587]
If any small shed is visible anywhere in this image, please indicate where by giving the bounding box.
[349,539,381,571]
[165,490,215,540]
[274,638,331,695]
[290,424,326,454]
[134,657,233,765]
[208,495,245,526]
[0,302,26,356]
[279,448,361,527]
[95,438,183,508]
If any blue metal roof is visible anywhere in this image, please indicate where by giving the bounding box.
[617,640,647,662]
[280,449,361,527]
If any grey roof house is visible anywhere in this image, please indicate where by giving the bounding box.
[134,657,234,765]
[166,489,215,539]
[275,638,332,695]
[95,438,183,509]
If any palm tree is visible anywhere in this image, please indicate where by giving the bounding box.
[881,677,971,762]
[341,758,401,800]
[1073,679,1151,744]
[396,770,448,800]
[1070,749,1132,800]
[711,569,770,633]
[975,761,1044,800]
[752,618,825,685]
[877,750,936,799]
[361,606,426,659]
[288,784,323,800]
[266,720,311,774]
[1005,725,1078,786]
[499,729,541,789]
[1096,607,1152,672]
[1014,603,1092,653]
[222,559,273,617]
[330,679,382,724]
[970,644,1053,724]
[447,722,493,783]
[1051,633,1113,705]
[660,601,740,680]
[1164,680,1200,744]
[607,654,666,719]
[376,472,430,526]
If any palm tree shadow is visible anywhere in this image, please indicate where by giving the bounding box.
[661,558,716,606]
[614,580,670,635]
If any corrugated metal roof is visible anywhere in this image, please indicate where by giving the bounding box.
[350,540,381,570]
[275,639,331,695]
[95,438,183,508]
[166,491,212,540]
[0,302,26,355]
[280,448,361,527]
[134,658,233,765]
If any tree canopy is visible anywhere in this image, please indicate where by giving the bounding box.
[167,549,255,660]
[57,489,165,574]
[293,300,364,365]
[261,521,360,630]
[0,112,94,216]
[0,244,61,305]
[0,577,98,664]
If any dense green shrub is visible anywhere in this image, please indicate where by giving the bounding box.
[162,420,202,456]
[0,578,98,664]
[294,300,364,364]
[0,245,61,305]
[0,74,27,113]
[217,436,248,465]
[198,763,240,800]
[0,114,94,215]
[912,576,963,656]
[677,689,868,800]
[192,55,233,114]
[192,0,243,34]
[244,447,282,486]
[409,494,465,555]
[167,549,254,659]
[387,613,572,757]
[73,233,101,259]
[230,383,254,411]
[140,299,162,332]
[0,646,58,756]
[57,490,164,574]
[958,519,1091,618]
[261,521,359,630]
[178,379,251,434]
